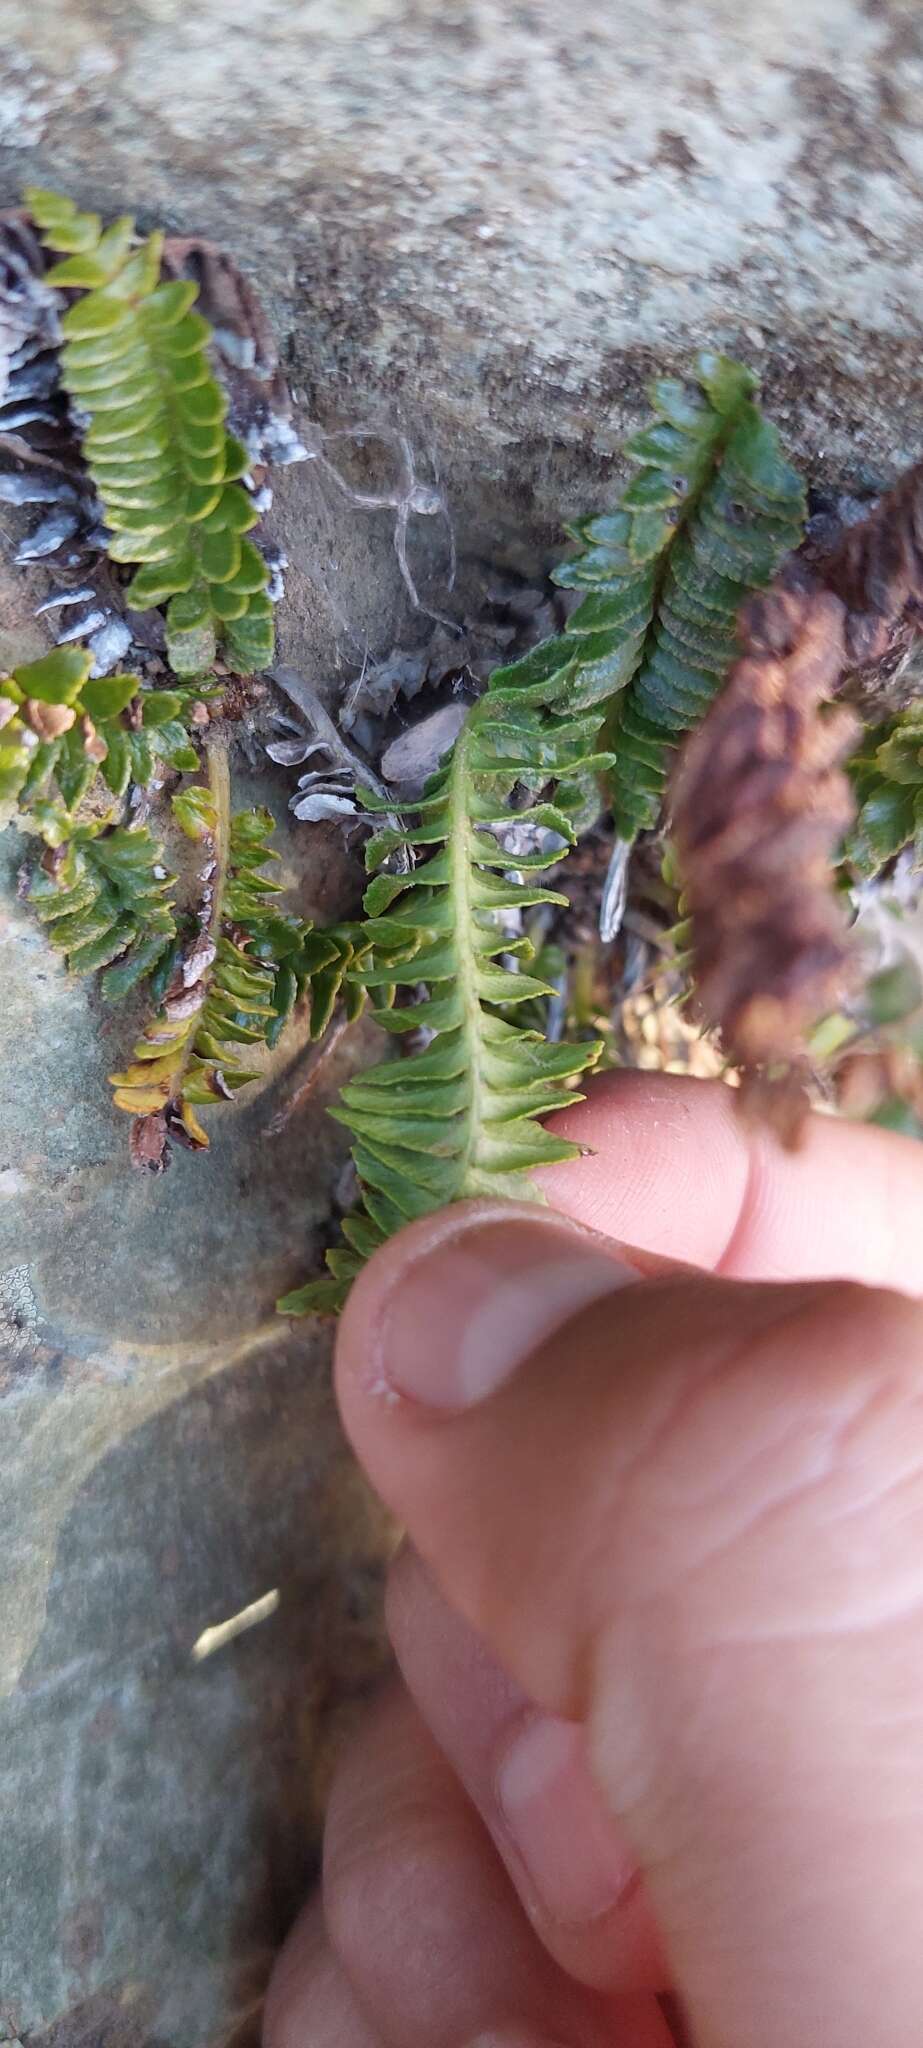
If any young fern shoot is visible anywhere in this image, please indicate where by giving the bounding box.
[280,692,613,1313]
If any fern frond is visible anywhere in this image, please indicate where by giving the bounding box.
[108,752,357,1152]
[27,818,175,985]
[110,751,274,1144]
[489,354,804,842]
[279,697,611,1314]
[847,706,923,875]
[605,374,805,838]
[25,188,274,678]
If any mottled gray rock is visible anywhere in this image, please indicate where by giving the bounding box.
[0,764,392,2046]
[2,1,923,2041]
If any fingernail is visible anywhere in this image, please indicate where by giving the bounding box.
[470,2031,568,2048]
[495,1711,635,1926]
[466,2035,570,2047]
[372,1208,640,1410]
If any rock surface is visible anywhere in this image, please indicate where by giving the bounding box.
[3,1,923,2040]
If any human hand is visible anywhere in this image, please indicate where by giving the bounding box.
[264,1071,923,2048]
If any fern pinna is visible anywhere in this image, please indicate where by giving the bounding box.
[491,354,805,852]
[25,188,274,679]
[279,693,612,1314]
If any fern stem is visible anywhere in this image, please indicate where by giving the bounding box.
[449,713,484,1185]
[204,736,232,944]
[164,738,232,1110]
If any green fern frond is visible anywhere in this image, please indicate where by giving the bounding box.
[110,752,276,1142]
[108,754,357,1147]
[279,695,611,1314]
[847,707,923,875]
[27,818,175,986]
[605,370,805,838]
[489,354,805,842]
[25,188,274,678]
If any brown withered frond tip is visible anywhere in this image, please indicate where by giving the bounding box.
[672,574,860,1132]
[672,459,923,1129]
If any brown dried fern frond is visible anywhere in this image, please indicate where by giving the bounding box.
[673,575,860,1084]
[673,459,923,1121]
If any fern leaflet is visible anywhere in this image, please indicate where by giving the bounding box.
[258,922,377,1048]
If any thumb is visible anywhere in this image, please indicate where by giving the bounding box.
[335,1201,923,2048]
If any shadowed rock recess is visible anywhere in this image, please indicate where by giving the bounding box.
[2,1,923,2038]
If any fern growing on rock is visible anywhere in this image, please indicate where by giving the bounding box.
[25,187,274,678]
[108,749,371,1166]
[1,643,214,999]
[110,750,281,1155]
[2,644,178,986]
[279,694,612,1313]
[5,261,920,1277]
[490,355,805,885]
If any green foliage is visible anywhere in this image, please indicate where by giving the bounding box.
[108,759,353,1146]
[26,187,274,678]
[5,271,918,1290]
[491,354,804,841]
[3,646,137,815]
[847,707,923,875]
[279,694,611,1314]
[28,819,175,987]
[256,922,375,1047]
[110,762,270,1141]
[2,644,203,819]
[605,367,805,837]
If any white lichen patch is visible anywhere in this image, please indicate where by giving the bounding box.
[0,1261,39,1358]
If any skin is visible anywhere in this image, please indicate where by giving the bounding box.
[263,1071,923,2048]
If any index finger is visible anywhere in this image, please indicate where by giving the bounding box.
[540,1071,923,1295]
